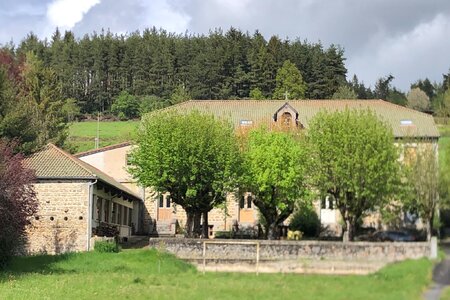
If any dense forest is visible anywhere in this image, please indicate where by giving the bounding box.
[1,27,450,152]
[3,27,347,114]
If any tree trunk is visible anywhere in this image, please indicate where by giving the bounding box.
[267,222,279,240]
[343,219,355,242]
[426,219,432,242]
[193,211,202,238]
[201,211,209,239]
[185,210,194,238]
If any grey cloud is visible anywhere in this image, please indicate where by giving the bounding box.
[72,0,146,36]
[1,0,450,90]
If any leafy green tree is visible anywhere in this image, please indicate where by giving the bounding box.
[435,89,450,117]
[406,88,430,111]
[374,75,394,100]
[111,91,140,120]
[272,60,307,100]
[387,88,407,106]
[309,109,401,241]
[332,85,357,99]
[138,95,169,116]
[170,83,191,105]
[249,87,265,99]
[0,52,68,154]
[411,78,435,100]
[348,74,374,99]
[62,98,81,122]
[403,146,439,241]
[439,141,450,213]
[242,127,310,239]
[129,111,241,237]
[289,205,320,237]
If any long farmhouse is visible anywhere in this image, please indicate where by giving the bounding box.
[76,99,439,239]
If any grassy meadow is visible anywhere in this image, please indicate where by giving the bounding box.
[0,249,434,300]
[67,121,139,153]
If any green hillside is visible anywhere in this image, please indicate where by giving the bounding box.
[67,121,139,153]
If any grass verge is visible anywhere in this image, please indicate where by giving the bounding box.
[0,249,433,300]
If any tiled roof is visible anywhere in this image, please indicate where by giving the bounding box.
[166,99,439,138]
[24,144,141,201]
[75,142,132,158]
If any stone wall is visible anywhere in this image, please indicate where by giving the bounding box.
[149,238,431,262]
[25,182,90,254]
[148,238,432,274]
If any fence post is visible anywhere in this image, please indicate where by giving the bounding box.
[430,236,438,259]
[256,242,260,276]
[203,241,206,275]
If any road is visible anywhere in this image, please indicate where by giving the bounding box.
[424,241,450,300]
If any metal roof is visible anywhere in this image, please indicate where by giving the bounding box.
[166,99,439,138]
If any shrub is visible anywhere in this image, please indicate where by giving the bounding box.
[94,240,120,253]
[289,206,320,238]
[214,231,232,239]
[287,230,303,240]
[0,141,38,268]
[111,91,140,120]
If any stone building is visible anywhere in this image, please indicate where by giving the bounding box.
[23,144,142,254]
[77,99,439,237]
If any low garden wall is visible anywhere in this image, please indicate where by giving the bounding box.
[148,238,435,274]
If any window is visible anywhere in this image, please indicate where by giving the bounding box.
[128,208,132,226]
[400,119,413,126]
[112,203,117,224]
[123,207,128,225]
[247,195,252,209]
[96,197,102,220]
[166,195,171,208]
[104,200,109,222]
[240,120,253,126]
[159,194,164,208]
[117,205,122,225]
[239,196,245,209]
[321,195,334,209]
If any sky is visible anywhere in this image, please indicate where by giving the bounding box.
[1,0,450,91]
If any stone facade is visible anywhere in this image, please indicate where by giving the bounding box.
[26,182,90,254]
[78,146,259,236]
[77,132,439,237]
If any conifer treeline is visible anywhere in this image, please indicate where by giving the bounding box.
[9,27,347,113]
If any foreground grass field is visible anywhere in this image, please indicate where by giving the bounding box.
[67,121,139,153]
[0,249,433,300]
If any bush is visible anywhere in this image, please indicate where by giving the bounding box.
[94,240,121,253]
[289,206,320,238]
[0,141,38,268]
[214,231,232,239]
[111,91,140,120]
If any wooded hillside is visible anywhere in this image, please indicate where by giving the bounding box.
[2,27,347,114]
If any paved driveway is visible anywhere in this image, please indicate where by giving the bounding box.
[424,241,450,300]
